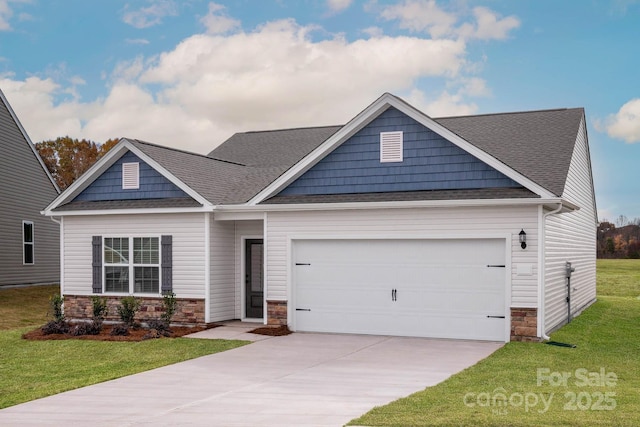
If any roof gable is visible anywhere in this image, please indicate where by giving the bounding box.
[72,151,190,202]
[277,106,521,197]
[247,93,559,204]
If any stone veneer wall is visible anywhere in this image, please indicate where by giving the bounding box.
[64,295,205,325]
[266,300,287,326]
[510,307,539,342]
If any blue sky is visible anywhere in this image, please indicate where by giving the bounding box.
[1,0,639,221]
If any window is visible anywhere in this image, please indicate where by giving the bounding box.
[104,237,160,293]
[23,221,34,265]
[122,162,139,189]
[380,131,403,163]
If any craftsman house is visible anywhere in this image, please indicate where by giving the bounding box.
[43,93,597,342]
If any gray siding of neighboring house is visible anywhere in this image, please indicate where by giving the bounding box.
[0,94,60,286]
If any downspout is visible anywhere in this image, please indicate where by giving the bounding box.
[49,216,64,297]
[539,203,563,340]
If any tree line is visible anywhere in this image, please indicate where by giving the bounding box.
[35,137,119,190]
[598,216,640,259]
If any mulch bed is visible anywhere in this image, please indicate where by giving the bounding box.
[248,325,292,336]
[22,324,217,342]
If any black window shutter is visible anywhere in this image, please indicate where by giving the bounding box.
[161,235,173,294]
[92,236,102,294]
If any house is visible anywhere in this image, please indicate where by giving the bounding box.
[43,93,597,342]
[0,89,60,287]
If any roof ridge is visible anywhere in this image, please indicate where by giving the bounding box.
[240,124,343,135]
[435,107,584,120]
[128,138,246,166]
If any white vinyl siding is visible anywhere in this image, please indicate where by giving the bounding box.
[380,131,403,162]
[209,215,235,322]
[62,213,206,298]
[122,162,139,189]
[544,117,597,333]
[266,205,539,306]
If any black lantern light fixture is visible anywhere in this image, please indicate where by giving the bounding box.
[519,229,527,249]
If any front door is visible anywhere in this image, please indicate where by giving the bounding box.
[245,239,264,319]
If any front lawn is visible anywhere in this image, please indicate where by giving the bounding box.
[0,285,249,409]
[350,260,640,426]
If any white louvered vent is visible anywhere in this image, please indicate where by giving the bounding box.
[122,162,140,190]
[380,131,403,163]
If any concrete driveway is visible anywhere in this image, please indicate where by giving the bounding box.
[0,325,502,426]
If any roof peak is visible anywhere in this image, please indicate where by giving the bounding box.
[240,124,342,135]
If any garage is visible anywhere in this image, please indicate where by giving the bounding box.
[293,238,508,341]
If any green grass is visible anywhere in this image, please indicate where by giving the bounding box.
[0,285,59,330]
[349,259,640,426]
[597,259,640,297]
[0,285,249,409]
[0,329,248,409]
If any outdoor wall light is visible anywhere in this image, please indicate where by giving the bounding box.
[519,229,527,249]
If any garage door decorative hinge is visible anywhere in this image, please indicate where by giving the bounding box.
[296,308,311,311]
[487,265,506,268]
[295,263,311,266]
[486,315,505,319]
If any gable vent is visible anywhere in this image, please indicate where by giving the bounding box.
[122,162,140,190]
[380,131,403,163]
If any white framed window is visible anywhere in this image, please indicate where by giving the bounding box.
[22,221,34,265]
[104,236,160,294]
[122,162,140,189]
[380,131,403,163]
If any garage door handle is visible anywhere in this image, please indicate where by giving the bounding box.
[296,308,311,311]
[486,315,505,319]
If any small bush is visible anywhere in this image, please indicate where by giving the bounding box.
[90,296,108,333]
[117,296,140,327]
[49,294,65,323]
[110,324,130,336]
[160,292,177,325]
[146,319,171,336]
[70,323,90,336]
[42,320,70,335]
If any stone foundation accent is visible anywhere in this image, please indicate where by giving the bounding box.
[63,295,205,325]
[266,300,287,326]
[510,307,540,342]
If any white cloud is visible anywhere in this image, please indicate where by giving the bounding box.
[327,0,353,13]
[3,11,496,154]
[0,0,14,31]
[126,38,150,45]
[381,0,519,40]
[199,2,240,35]
[381,0,456,39]
[601,99,640,143]
[122,0,177,29]
[361,26,383,38]
[458,7,520,40]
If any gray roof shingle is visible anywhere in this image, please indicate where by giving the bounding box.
[66,102,583,210]
[56,198,201,211]
[435,108,584,196]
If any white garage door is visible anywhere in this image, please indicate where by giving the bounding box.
[293,239,507,341]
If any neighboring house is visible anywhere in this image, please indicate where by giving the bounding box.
[43,93,597,342]
[0,90,60,287]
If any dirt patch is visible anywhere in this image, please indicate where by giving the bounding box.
[22,323,218,342]
[249,325,292,336]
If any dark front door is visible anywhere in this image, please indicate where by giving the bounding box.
[245,239,264,318]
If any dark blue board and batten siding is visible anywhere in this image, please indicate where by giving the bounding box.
[279,107,521,196]
[73,151,190,201]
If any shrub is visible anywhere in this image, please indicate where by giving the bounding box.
[116,296,140,327]
[146,319,171,336]
[90,296,108,333]
[42,320,70,335]
[160,292,177,325]
[110,324,130,336]
[49,294,65,322]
